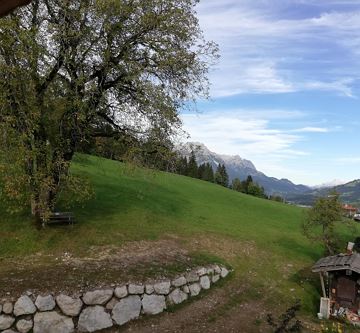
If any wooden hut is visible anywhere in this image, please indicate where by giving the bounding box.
[312,253,360,323]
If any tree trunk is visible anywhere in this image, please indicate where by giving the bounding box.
[30,193,43,229]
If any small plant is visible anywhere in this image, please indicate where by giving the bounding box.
[353,236,360,253]
[267,299,302,333]
[320,322,344,333]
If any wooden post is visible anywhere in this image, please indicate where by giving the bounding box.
[320,272,327,298]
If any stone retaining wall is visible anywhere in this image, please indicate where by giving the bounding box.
[0,264,230,333]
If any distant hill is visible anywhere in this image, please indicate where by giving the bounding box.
[312,179,346,189]
[287,179,360,206]
[178,142,310,196]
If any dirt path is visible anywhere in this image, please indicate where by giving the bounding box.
[0,235,319,332]
[103,284,317,333]
[0,238,190,299]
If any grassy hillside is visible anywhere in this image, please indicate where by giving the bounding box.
[0,154,358,323]
[0,154,315,257]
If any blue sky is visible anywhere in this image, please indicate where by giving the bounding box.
[180,0,360,186]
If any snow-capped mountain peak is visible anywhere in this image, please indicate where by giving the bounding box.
[312,179,347,189]
[177,142,310,195]
[178,142,256,171]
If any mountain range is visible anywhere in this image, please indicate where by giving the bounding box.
[287,180,360,206]
[178,142,360,206]
[178,142,310,196]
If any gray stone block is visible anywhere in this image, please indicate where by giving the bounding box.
[14,296,36,317]
[154,282,171,295]
[0,315,15,330]
[83,289,113,306]
[142,294,166,315]
[56,295,83,317]
[189,283,201,297]
[33,311,74,333]
[35,295,56,312]
[78,306,112,332]
[200,275,211,290]
[167,288,188,305]
[112,296,141,326]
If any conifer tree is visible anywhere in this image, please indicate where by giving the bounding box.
[214,164,222,185]
[220,164,229,187]
[198,163,206,180]
[187,151,198,178]
[242,175,253,193]
[215,164,229,187]
[176,156,188,176]
[204,163,214,182]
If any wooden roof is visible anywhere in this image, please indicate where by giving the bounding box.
[312,253,360,274]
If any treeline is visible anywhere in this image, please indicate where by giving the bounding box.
[231,176,266,198]
[176,151,283,201]
[231,176,284,202]
[82,138,284,202]
[176,151,229,186]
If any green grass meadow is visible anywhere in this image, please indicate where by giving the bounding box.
[0,154,358,318]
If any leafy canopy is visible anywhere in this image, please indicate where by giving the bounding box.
[0,0,218,218]
[302,193,348,255]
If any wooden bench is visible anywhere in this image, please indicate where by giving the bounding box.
[42,212,75,226]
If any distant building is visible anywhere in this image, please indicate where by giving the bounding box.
[342,204,358,218]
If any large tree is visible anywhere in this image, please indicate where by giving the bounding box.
[0,0,218,221]
[302,193,347,255]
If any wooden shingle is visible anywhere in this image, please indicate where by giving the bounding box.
[312,253,360,274]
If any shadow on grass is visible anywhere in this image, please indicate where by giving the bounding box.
[77,181,187,221]
[290,265,321,314]
[275,237,321,262]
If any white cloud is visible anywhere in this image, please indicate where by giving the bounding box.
[291,127,330,133]
[311,11,360,30]
[179,109,341,183]
[197,2,360,97]
[335,157,360,165]
[181,111,305,157]
[211,62,295,97]
[302,79,356,98]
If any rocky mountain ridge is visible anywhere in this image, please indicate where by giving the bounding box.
[178,142,310,196]
[287,179,360,206]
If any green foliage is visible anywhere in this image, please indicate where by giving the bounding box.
[353,236,360,253]
[320,322,345,333]
[270,195,285,203]
[56,173,94,210]
[176,157,189,176]
[242,175,253,194]
[231,178,243,192]
[187,151,199,178]
[0,0,217,219]
[214,164,229,187]
[247,182,266,198]
[232,175,265,199]
[302,193,347,255]
[197,163,206,180]
[175,153,214,184]
[202,163,215,183]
